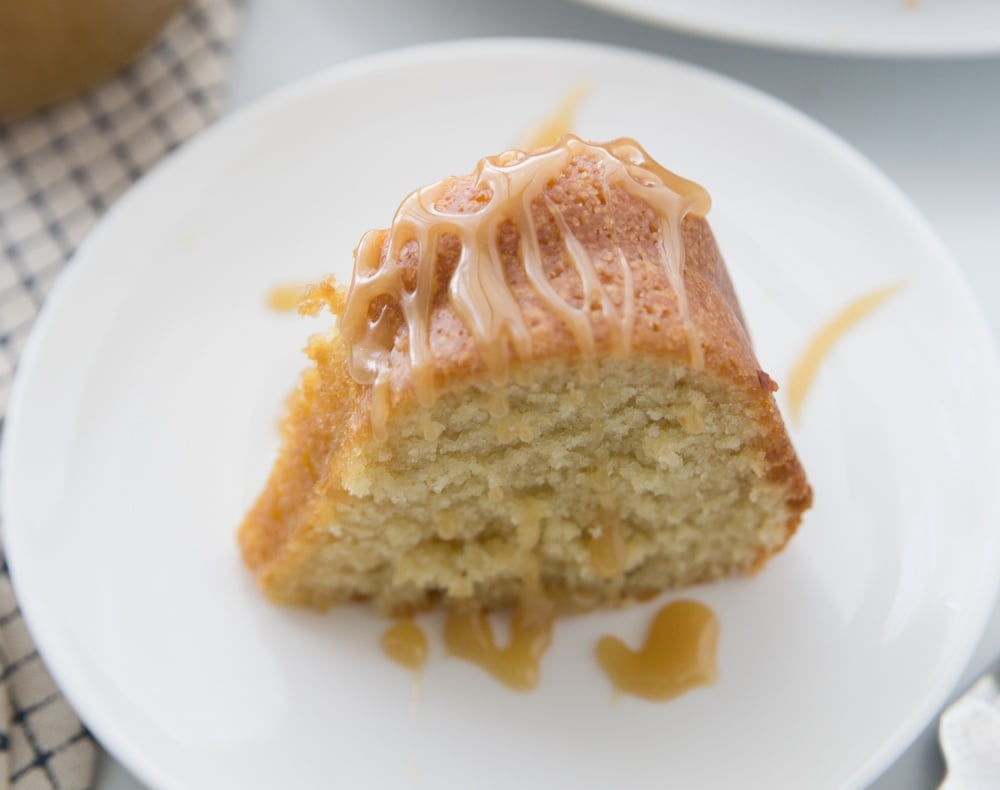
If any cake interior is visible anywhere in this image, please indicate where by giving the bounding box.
[273,353,796,615]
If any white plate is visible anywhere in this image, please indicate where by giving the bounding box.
[4,39,1000,790]
[570,0,1000,56]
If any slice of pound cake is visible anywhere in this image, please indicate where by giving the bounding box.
[238,135,812,615]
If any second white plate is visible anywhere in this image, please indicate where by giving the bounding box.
[4,39,1000,790]
[571,0,1000,56]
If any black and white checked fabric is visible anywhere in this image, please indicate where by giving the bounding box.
[0,560,91,790]
[0,1,243,787]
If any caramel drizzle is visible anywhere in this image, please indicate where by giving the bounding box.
[519,82,590,152]
[339,136,711,439]
[442,499,554,690]
[787,282,903,424]
[444,595,557,691]
[596,600,718,701]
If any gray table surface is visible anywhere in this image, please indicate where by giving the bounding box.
[95,0,1000,786]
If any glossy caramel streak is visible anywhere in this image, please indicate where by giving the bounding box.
[381,620,429,672]
[596,600,718,701]
[444,596,556,691]
[787,282,903,424]
[520,83,590,152]
[338,136,711,439]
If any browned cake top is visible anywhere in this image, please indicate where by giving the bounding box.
[329,136,764,439]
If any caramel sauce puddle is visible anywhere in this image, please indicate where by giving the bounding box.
[596,600,718,701]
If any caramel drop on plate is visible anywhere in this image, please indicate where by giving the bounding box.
[444,595,556,691]
[266,283,306,313]
[596,600,718,701]
[787,282,903,424]
[381,620,429,672]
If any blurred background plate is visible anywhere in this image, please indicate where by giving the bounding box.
[569,0,1000,56]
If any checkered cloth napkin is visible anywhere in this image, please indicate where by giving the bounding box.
[0,1,243,787]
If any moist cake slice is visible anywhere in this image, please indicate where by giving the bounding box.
[238,135,812,615]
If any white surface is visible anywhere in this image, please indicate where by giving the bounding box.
[5,38,1000,790]
[568,0,1000,56]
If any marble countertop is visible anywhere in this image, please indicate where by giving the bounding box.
[96,1,1000,786]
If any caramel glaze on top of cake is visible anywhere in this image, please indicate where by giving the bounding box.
[338,136,713,439]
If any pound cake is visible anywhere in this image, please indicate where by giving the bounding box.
[239,135,812,614]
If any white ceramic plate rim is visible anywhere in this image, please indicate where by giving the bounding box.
[4,37,1000,789]
[570,0,1000,56]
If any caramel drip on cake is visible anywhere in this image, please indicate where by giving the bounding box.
[381,619,429,672]
[596,600,718,701]
[339,136,711,439]
[588,517,628,579]
[441,499,558,689]
[444,594,557,691]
